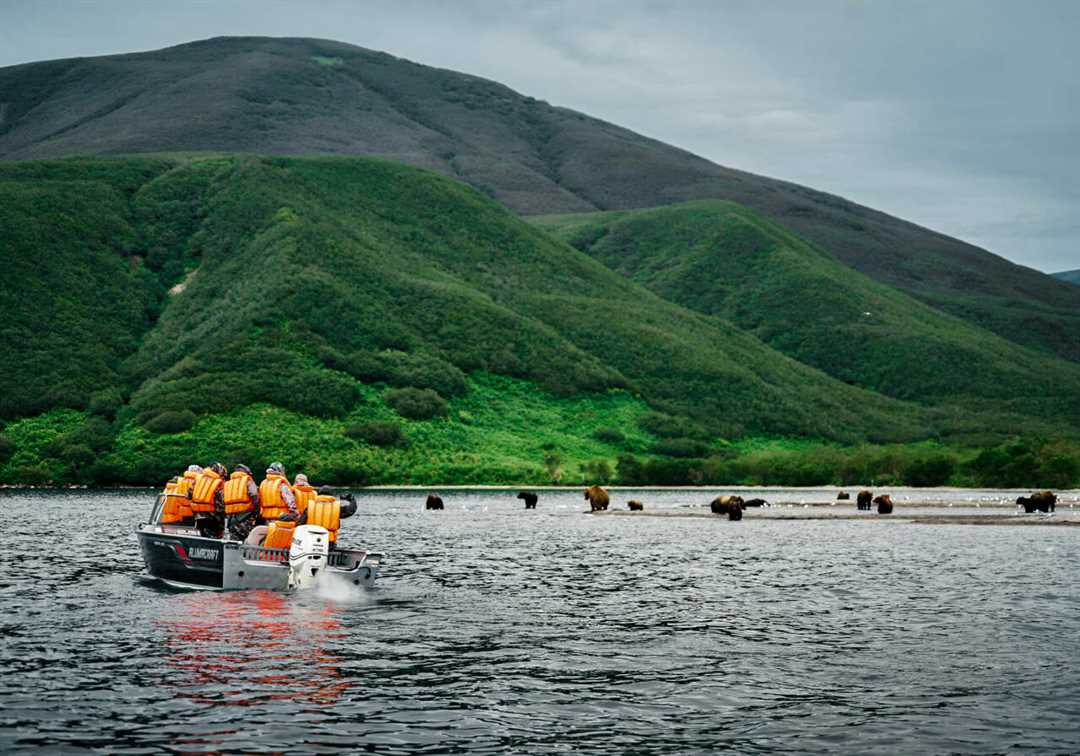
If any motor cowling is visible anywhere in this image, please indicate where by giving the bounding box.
[288,525,330,590]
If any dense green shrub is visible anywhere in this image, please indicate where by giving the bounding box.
[1038,449,1080,489]
[69,416,116,453]
[650,437,709,458]
[61,443,95,470]
[88,388,125,419]
[345,421,408,447]
[904,455,956,487]
[638,412,708,440]
[223,448,272,476]
[580,459,613,484]
[0,434,12,464]
[86,459,126,486]
[963,439,1080,489]
[592,427,625,445]
[616,454,705,485]
[322,348,468,397]
[143,410,196,434]
[964,441,1037,489]
[18,464,51,486]
[385,388,447,420]
[129,347,361,421]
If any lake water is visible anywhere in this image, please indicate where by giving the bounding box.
[2,487,1079,753]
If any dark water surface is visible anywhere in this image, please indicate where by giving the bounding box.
[2,488,1079,754]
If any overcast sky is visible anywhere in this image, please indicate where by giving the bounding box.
[1,0,1077,272]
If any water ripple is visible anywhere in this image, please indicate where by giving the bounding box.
[1,488,1078,753]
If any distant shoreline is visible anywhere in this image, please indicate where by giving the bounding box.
[3,484,1077,497]
[593,510,1080,525]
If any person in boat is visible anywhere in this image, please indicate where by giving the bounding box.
[176,465,202,497]
[258,462,299,524]
[298,486,358,549]
[223,464,261,541]
[292,473,317,519]
[159,466,200,525]
[190,462,228,538]
[243,463,300,550]
[159,476,183,525]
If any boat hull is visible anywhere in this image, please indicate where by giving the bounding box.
[137,525,381,591]
[138,529,227,589]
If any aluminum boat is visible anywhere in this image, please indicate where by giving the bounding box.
[137,494,384,591]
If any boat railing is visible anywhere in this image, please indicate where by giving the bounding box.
[240,544,290,562]
[235,545,382,567]
[326,549,383,569]
[327,550,357,568]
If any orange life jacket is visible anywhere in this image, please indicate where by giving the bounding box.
[191,468,224,513]
[260,520,296,560]
[171,471,198,519]
[259,473,291,521]
[175,470,198,496]
[223,471,256,515]
[292,483,316,517]
[308,495,341,543]
[160,479,184,523]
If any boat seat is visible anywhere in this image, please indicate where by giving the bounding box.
[259,521,296,561]
[244,525,269,545]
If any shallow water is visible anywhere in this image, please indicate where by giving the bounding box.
[2,488,1079,753]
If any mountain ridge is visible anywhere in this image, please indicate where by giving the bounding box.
[2,36,1079,366]
[534,201,1080,416]
[1,154,940,445]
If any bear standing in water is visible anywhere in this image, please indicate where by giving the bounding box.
[710,495,744,520]
[517,492,538,509]
[584,485,609,511]
[873,494,894,514]
[1017,491,1056,513]
[425,494,444,510]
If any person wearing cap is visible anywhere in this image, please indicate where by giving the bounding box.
[258,462,298,523]
[292,473,317,519]
[223,463,261,541]
[190,462,228,538]
[175,465,202,498]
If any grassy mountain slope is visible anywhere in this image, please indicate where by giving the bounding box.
[1,37,1078,365]
[1053,269,1080,285]
[0,154,936,447]
[0,158,178,417]
[0,375,659,486]
[534,202,1080,427]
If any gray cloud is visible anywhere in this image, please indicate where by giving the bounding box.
[1,0,1076,271]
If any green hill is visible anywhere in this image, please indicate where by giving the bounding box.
[2,36,1079,366]
[1,154,971,485]
[1053,269,1080,285]
[534,202,1080,424]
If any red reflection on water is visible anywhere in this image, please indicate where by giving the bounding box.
[156,589,349,709]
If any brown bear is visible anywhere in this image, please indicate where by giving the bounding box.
[743,498,768,508]
[837,491,851,501]
[873,494,893,514]
[710,495,744,520]
[1017,491,1056,513]
[517,492,538,509]
[857,490,873,511]
[627,500,644,511]
[425,494,444,510]
[584,485,610,512]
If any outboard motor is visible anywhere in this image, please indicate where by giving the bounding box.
[288,525,330,590]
